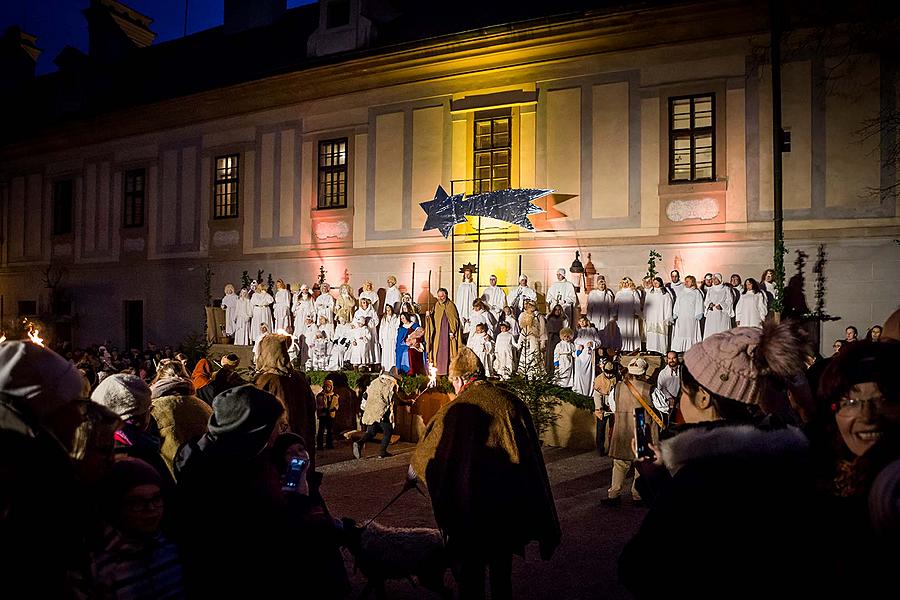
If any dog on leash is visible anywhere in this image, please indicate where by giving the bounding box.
[340,518,451,599]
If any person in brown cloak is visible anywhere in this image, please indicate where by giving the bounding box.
[424,287,463,376]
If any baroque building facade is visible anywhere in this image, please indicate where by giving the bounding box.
[0,0,897,350]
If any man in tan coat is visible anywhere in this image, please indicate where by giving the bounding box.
[410,348,560,599]
[424,287,463,375]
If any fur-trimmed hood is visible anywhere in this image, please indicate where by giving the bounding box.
[659,423,809,476]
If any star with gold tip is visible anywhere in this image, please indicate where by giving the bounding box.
[419,185,468,238]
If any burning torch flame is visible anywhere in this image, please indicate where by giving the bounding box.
[428,366,437,389]
[27,329,44,347]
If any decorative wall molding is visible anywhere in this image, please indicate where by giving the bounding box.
[665,198,719,222]
[213,230,241,247]
[124,237,146,252]
[315,220,351,240]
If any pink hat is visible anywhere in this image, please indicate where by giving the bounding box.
[683,320,806,405]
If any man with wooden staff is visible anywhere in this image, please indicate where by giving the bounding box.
[424,287,463,376]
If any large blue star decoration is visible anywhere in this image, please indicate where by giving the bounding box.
[419,186,553,237]
[419,185,467,238]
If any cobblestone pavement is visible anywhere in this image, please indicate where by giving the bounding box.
[318,440,645,599]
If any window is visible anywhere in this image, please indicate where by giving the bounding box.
[473,116,511,194]
[52,179,73,235]
[669,94,715,183]
[317,139,348,209]
[214,154,240,218]
[327,0,351,28]
[123,168,145,228]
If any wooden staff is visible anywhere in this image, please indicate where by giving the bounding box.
[427,269,432,312]
[411,262,416,299]
[518,254,523,278]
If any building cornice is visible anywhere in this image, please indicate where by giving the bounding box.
[1,0,767,160]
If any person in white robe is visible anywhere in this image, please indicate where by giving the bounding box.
[250,283,274,343]
[384,275,402,316]
[466,323,495,378]
[518,301,546,376]
[273,279,292,331]
[293,285,316,327]
[329,315,352,370]
[546,268,578,327]
[508,274,537,320]
[315,282,335,324]
[497,305,520,341]
[643,277,673,354]
[728,274,743,318]
[613,277,642,352]
[379,304,400,372]
[456,267,478,335]
[480,274,508,324]
[317,315,335,341]
[702,273,734,340]
[761,268,777,299]
[652,351,681,421]
[735,278,768,328]
[359,280,379,314]
[221,284,239,338]
[573,329,597,397]
[544,304,568,371]
[469,299,497,335]
[398,293,418,324]
[232,288,253,345]
[671,275,704,352]
[354,297,379,364]
[348,318,371,366]
[494,321,518,379]
[554,328,576,388]
[312,331,331,371]
[587,276,616,333]
[666,269,684,302]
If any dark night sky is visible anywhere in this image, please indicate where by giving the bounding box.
[0,0,316,75]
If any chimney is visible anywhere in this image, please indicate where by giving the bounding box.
[0,26,41,90]
[83,0,155,63]
[224,0,287,35]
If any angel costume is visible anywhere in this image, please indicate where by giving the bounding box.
[494,330,519,379]
[379,312,400,371]
[573,333,598,396]
[328,318,352,370]
[508,281,537,319]
[354,306,379,363]
[315,289,335,323]
[587,287,616,333]
[497,308,520,340]
[702,279,735,339]
[613,288,642,352]
[232,289,253,345]
[384,282,402,316]
[643,287,673,354]
[348,322,371,366]
[480,281,508,323]
[469,306,497,335]
[672,286,704,352]
[735,290,768,328]
[250,289,274,343]
[547,271,578,326]
[466,330,495,378]
[456,279,478,334]
[221,289,239,337]
[359,289,379,314]
[554,339,576,388]
[293,292,316,327]
[273,288,292,330]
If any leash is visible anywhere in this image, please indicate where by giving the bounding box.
[363,479,425,528]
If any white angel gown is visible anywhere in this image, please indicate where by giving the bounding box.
[702,284,735,339]
[554,340,576,388]
[233,293,253,345]
[494,331,518,379]
[466,331,495,378]
[672,287,704,352]
[643,288,673,354]
[273,288,292,330]
[735,291,768,328]
[250,291,274,343]
[379,314,400,371]
[456,281,478,334]
[613,289,643,352]
[221,292,239,337]
[587,288,615,333]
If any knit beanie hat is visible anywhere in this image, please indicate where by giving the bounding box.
[0,341,85,419]
[91,374,151,421]
[209,384,283,438]
[683,320,806,405]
